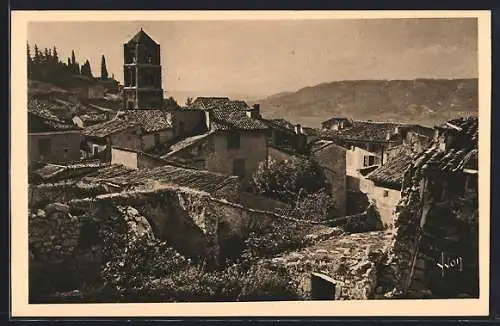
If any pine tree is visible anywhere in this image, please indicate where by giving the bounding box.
[100,55,108,79]
[43,48,49,62]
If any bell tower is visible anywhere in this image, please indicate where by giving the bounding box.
[123,28,164,109]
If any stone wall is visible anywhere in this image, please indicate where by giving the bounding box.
[29,201,156,302]
[29,181,112,208]
[29,131,83,166]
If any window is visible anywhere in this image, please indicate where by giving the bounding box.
[369,156,375,166]
[93,145,99,156]
[227,132,241,149]
[232,158,246,177]
[38,138,51,156]
[383,190,389,198]
[364,155,376,167]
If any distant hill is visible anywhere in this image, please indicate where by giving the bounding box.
[252,79,478,128]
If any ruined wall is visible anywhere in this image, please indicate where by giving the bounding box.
[260,230,394,300]
[29,181,113,208]
[29,201,155,302]
[67,187,318,265]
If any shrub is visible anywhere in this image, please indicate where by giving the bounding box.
[252,157,328,205]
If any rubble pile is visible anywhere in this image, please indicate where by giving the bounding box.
[259,229,395,300]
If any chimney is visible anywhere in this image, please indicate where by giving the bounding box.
[295,124,302,135]
[394,126,399,134]
[386,131,391,141]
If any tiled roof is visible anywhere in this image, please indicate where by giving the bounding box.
[264,118,297,131]
[367,145,416,189]
[160,133,211,158]
[210,102,269,131]
[192,97,230,108]
[83,164,135,181]
[320,120,405,142]
[413,144,478,173]
[102,164,239,194]
[28,99,79,131]
[126,29,158,45]
[321,117,351,126]
[125,110,173,132]
[439,116,478,143]
[404,124,434,138]
[310,139,335,153]
[83,118,136,138]
[83,110,173,138]
[189,97,267,131]
[31,161,110,183]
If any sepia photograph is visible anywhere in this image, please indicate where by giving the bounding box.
[11,10,491,317]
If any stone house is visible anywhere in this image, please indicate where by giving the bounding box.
[28,101,83,166]
[82,109,174,161]
[261,118,309,156]
[364,145,416,226]
[393,116,479,298]
[310,139,347,217]
[145,97,269,188]
[320,120,433,192]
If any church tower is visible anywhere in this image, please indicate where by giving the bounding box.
[123,28,164,109]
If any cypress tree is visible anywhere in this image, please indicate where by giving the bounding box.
[33,44,40,63]
[100,55,108,79]
[27,42,32,77]
[52,46,59,63]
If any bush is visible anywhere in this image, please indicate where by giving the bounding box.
[252,157,328,205]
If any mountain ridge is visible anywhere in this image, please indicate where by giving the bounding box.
[251,78,478,128]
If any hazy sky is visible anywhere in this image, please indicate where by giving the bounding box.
[28,18,478,98]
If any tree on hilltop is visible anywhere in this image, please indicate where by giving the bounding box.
[100,55,108,79]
